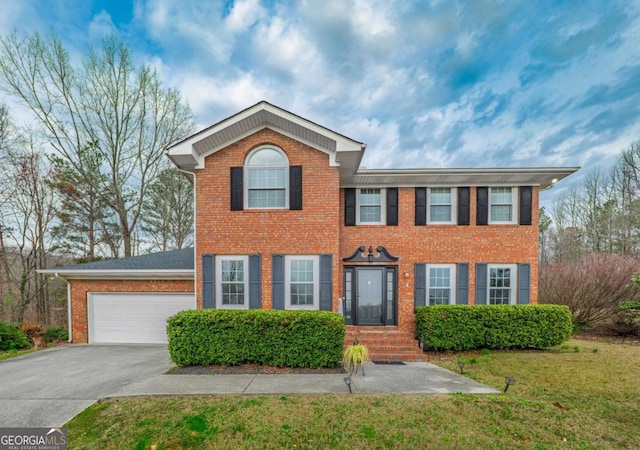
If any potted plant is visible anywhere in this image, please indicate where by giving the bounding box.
[343,340,370,376]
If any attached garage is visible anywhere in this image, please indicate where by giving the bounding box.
[88,292,195,344]
[40,248,196,344]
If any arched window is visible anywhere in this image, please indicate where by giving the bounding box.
[245,147,289,208]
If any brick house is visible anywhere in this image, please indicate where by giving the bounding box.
[43,102,577,358]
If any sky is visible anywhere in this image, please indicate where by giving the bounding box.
[2,0,640,209]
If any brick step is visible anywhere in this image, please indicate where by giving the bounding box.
[344,327,427,361]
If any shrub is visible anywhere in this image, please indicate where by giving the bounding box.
[0,322,32,351]
[167,309,345,368]
[415,305,573,351]
[21,322,44,348]
[539,254,640,327]
[44,326,69,343]
[608,301,640,337]
[343,343,370,374]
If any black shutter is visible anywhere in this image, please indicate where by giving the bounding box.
[415,187,427,226]
[457,263,469,304]
[319,255,332,311]
[458,187,470,225]
[230,167,243,211]
[414,263,426,308]
[386,188,398,226]
[476,187,488,225]
[519,186,533,225]
[249,254,262,309]
[518,263,531,304]
[345,188,356,226]
[202,254,215,308]
[475,263,487,304]
[289,166,302,210]
[272,255,285,310]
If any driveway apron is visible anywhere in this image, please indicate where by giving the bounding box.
[0,345,172,427]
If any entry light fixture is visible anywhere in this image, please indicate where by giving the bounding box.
[504,376,516,393]
[344,376,353,393]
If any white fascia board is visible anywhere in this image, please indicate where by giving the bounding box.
[38,269,194,280]
[343,167,579,189]
[194,124,342,169]
[260,103,364,153]
[168,101,365,170]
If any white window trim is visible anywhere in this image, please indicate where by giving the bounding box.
[488,187,518,224]
[426,264,456,305]
[215,255,249,309]
[244,146,289,210]
[356,188,386,225]
[285,255,320,310]
[487,264,517,305]
[427,187,457,224]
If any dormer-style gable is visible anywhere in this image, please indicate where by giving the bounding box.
[168,101,366,178]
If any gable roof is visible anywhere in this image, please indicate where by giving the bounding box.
[343,167,579,190]
[168,101,366,177]
[39,248,194,280]
[168,101,578,189]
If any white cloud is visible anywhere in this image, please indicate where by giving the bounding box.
[225,0,266,32]
[0,0,28,34]
[88,11,116,41]
[176,71,274,125]
[350,0,396,40]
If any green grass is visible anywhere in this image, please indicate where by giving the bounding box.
[66,339,640,449]
[0,347,38,361]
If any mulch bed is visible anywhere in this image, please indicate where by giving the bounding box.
[169,363,345,375]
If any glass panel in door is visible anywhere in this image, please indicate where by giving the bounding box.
[357,268,383,325]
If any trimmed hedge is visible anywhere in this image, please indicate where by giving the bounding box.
[44,326,69,343]
[167,309,345,368]
[0,322,32,351]
[415,305,573,351]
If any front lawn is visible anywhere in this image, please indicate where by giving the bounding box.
[66,339,639,449]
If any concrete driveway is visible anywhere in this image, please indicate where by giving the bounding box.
[0,345,172,427]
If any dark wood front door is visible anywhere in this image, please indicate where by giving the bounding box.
[344,266,396,326]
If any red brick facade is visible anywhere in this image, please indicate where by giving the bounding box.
[195,128,539,337]
[69,279,193,343]
[195,128,342,310]
[63,102,555,352]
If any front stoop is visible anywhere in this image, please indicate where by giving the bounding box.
[345,326,429,362]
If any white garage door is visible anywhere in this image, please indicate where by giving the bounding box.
[88,293,195,344]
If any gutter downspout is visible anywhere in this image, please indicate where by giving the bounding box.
[176,168,197,305]
[55,273,72,343]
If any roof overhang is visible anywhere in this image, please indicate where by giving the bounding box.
[39,269,195,280]
[342,167,579,190]
[167,101,366,177]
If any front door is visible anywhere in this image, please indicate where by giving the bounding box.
[344,266,396,326]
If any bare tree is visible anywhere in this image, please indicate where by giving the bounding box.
[141,168,194,252]
[0,133,57,324]
[0,104,17,320]
[0,32,196,257]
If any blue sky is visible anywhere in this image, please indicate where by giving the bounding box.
[2,0,640,209]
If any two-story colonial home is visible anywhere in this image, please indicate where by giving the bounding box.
[43,102,577,359]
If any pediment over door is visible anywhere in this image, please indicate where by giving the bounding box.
[342,246,399,263]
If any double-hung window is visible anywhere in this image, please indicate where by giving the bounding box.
[489,187,516,223]
[357,188,385,224]
[428,188,456,224]
[245,147,288,209]
[216,256,249,309]
[285,256,319,309]
[488,264,516,304]
[426,264,456,305]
